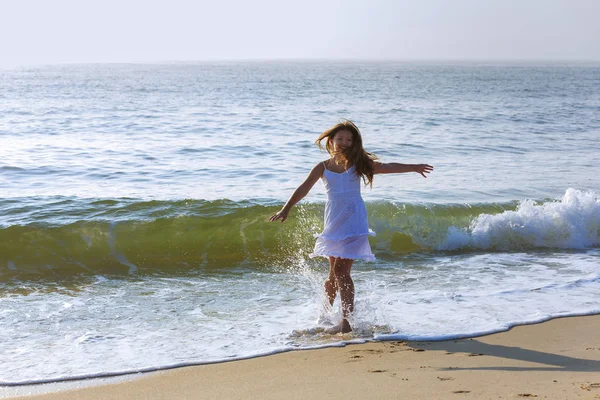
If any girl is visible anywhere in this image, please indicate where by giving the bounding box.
[270,120,433,333]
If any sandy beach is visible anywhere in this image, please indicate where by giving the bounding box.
[5,314,599,400]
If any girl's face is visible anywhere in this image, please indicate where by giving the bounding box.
[331,130,353,155]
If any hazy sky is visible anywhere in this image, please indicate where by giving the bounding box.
[1,0,599,66]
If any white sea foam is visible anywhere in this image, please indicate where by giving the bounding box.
[441,189,600,250]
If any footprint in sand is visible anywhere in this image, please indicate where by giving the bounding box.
[580,383,600,391]
[349,349,384,355]
[347,349,382,362]
[386,342,406,353]
[387,341,406,348]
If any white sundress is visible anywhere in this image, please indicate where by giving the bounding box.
[309,162,376,261]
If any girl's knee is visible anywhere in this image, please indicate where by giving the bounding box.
[333,259,353,275]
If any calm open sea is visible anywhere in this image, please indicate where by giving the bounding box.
[1,62,599,385]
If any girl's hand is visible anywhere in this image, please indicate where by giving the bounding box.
[269,209,289,223]
[415,164,434,178]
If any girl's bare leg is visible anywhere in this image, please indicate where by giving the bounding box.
[324,256,338,306]
[327,257,355,333]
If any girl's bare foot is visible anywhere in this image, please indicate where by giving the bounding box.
[325,319,352,334]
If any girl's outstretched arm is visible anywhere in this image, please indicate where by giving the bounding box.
[373,162,433,178]
[269,162,325,223]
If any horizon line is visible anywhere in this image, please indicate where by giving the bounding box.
[2,57,600,69]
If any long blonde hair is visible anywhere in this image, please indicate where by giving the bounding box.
[315,120,378,187]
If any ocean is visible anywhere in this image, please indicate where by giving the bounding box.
[1,62,599,385]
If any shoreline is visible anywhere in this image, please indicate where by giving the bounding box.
[5,313,600,399]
